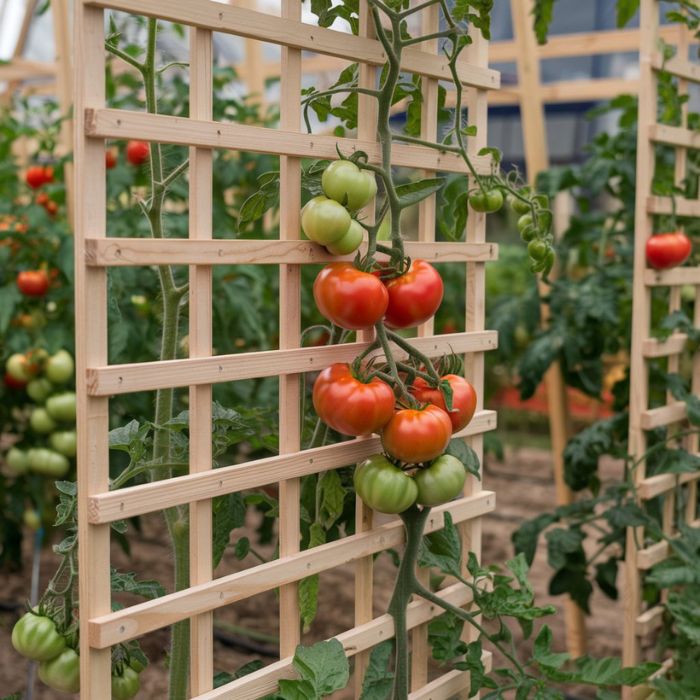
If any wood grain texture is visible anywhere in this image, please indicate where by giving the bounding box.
[88,492,496,648]
[644,265,700,287]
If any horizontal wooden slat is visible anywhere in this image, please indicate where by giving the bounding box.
[86,108,492,175]
[85,238,499,267]
[88,491,496,648]
[637,518,700,570]
[195,582,476,700]
[643,333,688,358]
[649,123,700,149]
[645,265,700,287]
[83,0,500,89]
[89,409,497,523]
[647,195,700,218]
[88,330,498,396]
[638,470,700,500]
[408,667,483,700]
[636,604,664,636]
[652,51,700,83]
[640,401,687,430]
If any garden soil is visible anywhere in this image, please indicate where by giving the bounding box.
[0,447,625,699]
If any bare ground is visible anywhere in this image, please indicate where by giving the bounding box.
[0,446,624,699]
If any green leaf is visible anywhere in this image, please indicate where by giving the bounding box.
[110,569,165,600]
[512,513,557,566]
[545,528,584,570]
[318,470,345,529]
[455,641,497,695]
[616,0,639,27]
[278,679,316,700]
[299,522,326,632]
[477,146,502,163]
[292,639,350,697]
[359,640,394,700]
[0,284,21,333]
[428,612,466,663]
[594,557,619,600]
[214,660,265,687]
[533,625,569,670]
[445,439,480,479]
[533,0,555,44]
[212,492,247,568]
[418,512,462,578]
[396,178,444,208]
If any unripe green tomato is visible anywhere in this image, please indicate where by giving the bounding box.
[50,430,77,458]
[45,350,74,384]
[27,377,53,403]
[30,407,58,434]
[112,665,141,700]
[681,284,695,303]
[27,448,70,478]
[414,454,467,506]
[6,447,29,475]
[321,160,377,211]
[46,392,77,422]
[129,655,147,673]
[301,196,352,245]
[326,220,364,256]
[470,189,502,213]
[528,239,548,261]
[508,193,531,215]
[6,353,33,382]
[354,454,417,514]
[517,213,534,234]
[520,226,537,243]
[12,612,66,661]
[23,508,42,530]
[38,647,80,694]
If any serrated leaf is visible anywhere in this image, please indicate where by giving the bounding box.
[292,639,350,697]
[110,569,165,600]
[359,640,394,700]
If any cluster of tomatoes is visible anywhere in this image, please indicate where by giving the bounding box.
[12,610,142,698]
[646,231,692,270]
[4,349,76,480]
[301,160,376,255]
[25,165,59,216]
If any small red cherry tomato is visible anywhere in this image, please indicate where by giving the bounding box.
[25,166,46,189]
[126,140,150,166]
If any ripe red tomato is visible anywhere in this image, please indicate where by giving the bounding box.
[106,149,117,169]
[382,405,452,464]
[42,166,54,184]
[382,260,443,329]
[25,166,46,189]
[313,363,395,436]
[313,263,388,330]
[36,192,50,207]
[126,140,150,166]
[44,200,58,217]
[411,374,477,433]
[646,232,692,270]
[4,372,27,390]
[17,270,49,297]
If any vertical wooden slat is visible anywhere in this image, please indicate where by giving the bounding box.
[74,2,111,697]
[353,1,378,696]
[189,25,214,695]
[412,2,440,691]
[510,0,586,658]
[278,0,303,659]
[624,0,658,680]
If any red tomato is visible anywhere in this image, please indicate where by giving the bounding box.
[25,166,46,189]
[17,270,50,297]
[313,263,388,330]
[42,166,54,185]
[411,374,477,433]
[313,363,395,436]
[382,260,443,329]
[4,372,27,390]
[126,140,150,166]
[646,232,692,270]
[106,149,117,169]
[44,200,58,217]
[35,192,50,207]
[382,404,452,463]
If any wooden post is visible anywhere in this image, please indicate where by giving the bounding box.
[510,0,587,658]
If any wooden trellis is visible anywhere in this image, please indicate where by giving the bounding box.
[623,1,700,694]
[74,0,501,698]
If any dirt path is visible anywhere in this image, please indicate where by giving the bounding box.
[0,447,623,699]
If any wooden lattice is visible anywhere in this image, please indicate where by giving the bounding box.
[74,1,500,697]
[624,0,700,691]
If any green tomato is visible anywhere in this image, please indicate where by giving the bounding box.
[50,430,77,458]
[469,189,502,213]
[38,647,80,694]
[354,454,417,514]
[517,213,534,233]
[321,160,377,211]
[46,392,77,423]
[27,377,53,403]
[6,447,29,475]
[23,508,42,530]
[528,239,548,261]
[12,612,66,662]
[326,219,364,256]
[6,353,33,383]
[508,193,531,215]
[30,407,58,434]
[112,666,141,700]
[45,350,74,384]
[27,448,70,478]
[301,196,352,245]
[128,654,147,674]
[414,454,466,507]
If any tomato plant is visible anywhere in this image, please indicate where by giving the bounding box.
[353,454,417,514]
[313,363,394,436]
[313,262,388,329]
[645,231,692,270]
[382,405,452,464]
[381,260,444,329]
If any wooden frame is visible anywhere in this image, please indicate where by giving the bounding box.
[623,2,699,695]
[74,1,500,697]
